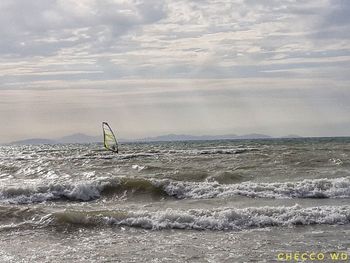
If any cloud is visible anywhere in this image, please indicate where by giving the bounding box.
[322,0,350,27]
[0,0,166,57]
[0,0,349,83]
[0,0,349,141]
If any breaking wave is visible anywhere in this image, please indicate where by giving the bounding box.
[4,205,349,231]
[0,180,112,204]
[157,176,350,199]
[146,148,259,155]
[0,176,349,204]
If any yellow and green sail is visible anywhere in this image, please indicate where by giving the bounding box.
[102,122,118,153]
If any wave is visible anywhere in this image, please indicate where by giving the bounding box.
[146,148,259,155]
[8,205,350,231]
[156,176,350,199]
[0,177,349,204]
[60,148,256,160]
[0,178,165,204]
[194,148,259,155]
[0,179,113,204]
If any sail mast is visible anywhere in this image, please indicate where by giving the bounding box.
[102,122,118,153]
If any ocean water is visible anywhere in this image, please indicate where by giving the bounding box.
[0,138,350,262]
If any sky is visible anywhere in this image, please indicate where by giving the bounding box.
[0,0,350,143]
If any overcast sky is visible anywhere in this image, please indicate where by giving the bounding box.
[0,0,349,143]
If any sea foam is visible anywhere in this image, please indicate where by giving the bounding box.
[156,176,350,199]
[48,204,350,230]
[0,176,349,204]
[0,179,115,204]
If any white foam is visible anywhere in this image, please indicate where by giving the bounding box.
[193,148,257,155]
[0,179,115,204]
[146,147,258,155]
[131,164,146,171]
[1,176,349,204]
[154,176,350,199]
[52,204,350,230]
[120,153,155,159]
[330,158,343,166]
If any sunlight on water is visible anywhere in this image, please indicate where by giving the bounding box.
[0,138,349,262]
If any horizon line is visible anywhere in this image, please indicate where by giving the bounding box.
[3,133,350,145]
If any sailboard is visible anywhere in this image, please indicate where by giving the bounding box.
[102,122,118,153]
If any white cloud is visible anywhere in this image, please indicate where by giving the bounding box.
[0,0,349,141]
[0,0,349,82]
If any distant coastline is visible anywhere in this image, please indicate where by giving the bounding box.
[3,134,350,145]
[3,133,306,145]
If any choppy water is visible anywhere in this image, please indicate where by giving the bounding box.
[0,138,350,262]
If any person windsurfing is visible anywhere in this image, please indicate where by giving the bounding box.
[102,122,119,153]
[111,144,118,153]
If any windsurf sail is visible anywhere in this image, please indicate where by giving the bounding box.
[102,122,118,153]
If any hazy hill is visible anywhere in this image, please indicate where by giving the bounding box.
[9,134,101,145]
[58,133,101,143]
[8,138,58,145]
[7,133,302,145]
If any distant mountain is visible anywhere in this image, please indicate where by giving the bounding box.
[7,132,302,145]
[8,133,101,145]
[9,138,58,145]
[58,133,101,143]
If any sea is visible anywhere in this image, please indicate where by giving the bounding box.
[0,138,349,262]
